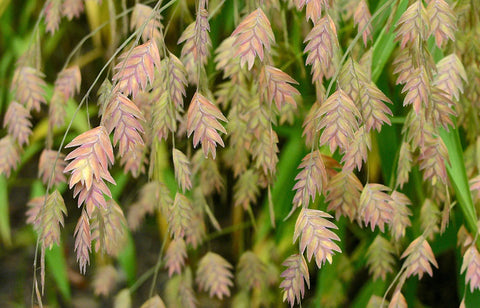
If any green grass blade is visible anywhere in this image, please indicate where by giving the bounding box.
[0,175,12,246]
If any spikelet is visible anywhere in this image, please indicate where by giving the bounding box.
[120,142,146,177]
[112,40,161,98]
[326,171,363,221]
[165,268,198,308]
[26,197,43,230]
[396,142,413,189]
[49,90,67,129]
[420,199,440,240]
[259,65,299,110]
[294,208,341,267]
[292,150,328,210]
[252,126,279,178]
[427,0,457,48]
[74,209,92,274]
[39,190,67,250]
[366,235,395,280]
[317,89,361,154]
[359,82,393,132]
[164,238,187,277]
[234,169,260,210]
[461,243,480,293]
[236,251,267,290]
[54,66,81,100]
[184,207,206,248]
[196,252,233,299]
[231,8,275,70]
[152,91,177,142]
[127,181,172,230]
[194,7,211,64]
[359,184,394,232]
[304,15,338,83]
[168,193,193,239]
[0,135,20,177]
[302,101,321,148]
[38,149,66,186]
[4,101,32,146]
[93,265,118,296]
[130,4,163,43]
[192,151,224,195]
[434,54,468,101]
[12,66,46,112]
[214,36,243,80]
[390,191,412,240]
[418,133,449,185]
[338,59,366,103]
[44,0,62,34]
[389,291,407,308]
[162,53,187,108]
[279,254,310,307]
[395,1,429,48]
[91,199,128,256]
[430,87,456,130]
[401,236,438,279]
[402,65,430,114]
[354,0,372,46]
[293,0,331,24]
[103,92,145,158]
[62,0,84,20]
[97,79,112,117]
[172,148,192,192]
[64,126,115,215]
[393,48,415,86]
[341,126,371,173]
[187,92,227,159]
[141,295,167,308]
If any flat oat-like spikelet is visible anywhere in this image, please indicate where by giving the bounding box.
[401,236,438,279]
[390,191,412,240]
[396,142,412,188]
[4,101,32,146]
[112,40,161,98]
[292,150,328,210]
[192,151,224,195]
[420,198,440,240]
[434,54,468,101]
[354,0,372,46]
[430,86,456,130]
[294,0,331,23]
[231,8,275,70]
[196,252,233,300]
[359,184,394,232]
[304,15,338,83]
[359,81,393,132]
[326,171,363,221]
[236,251,267,290]
[234,169,260,210]
[120,142,146,178]
[341,126,371,173]
[49,90,67,129]
[127,181,172,230]
[162,53,187,108]
[141,295,167,308]
[302,101,321,148]
[461,243,480,292]
[152,91,177,142]
[395,0,429,48]
[44,0,61,34]
[74,209,92,274]
[12,66,46,112]
[93,265,118,296]
[419,133,449,185]
[294,208,341,267]
[39,190,67,249]
[91,199,128,256]
[187,92,227,159]
[130,4,163,44]
[0,135,20,177]
[389,291,407,308]
[317,89,361,154]
[366,235,395,280]
[252,126,279,178]
[164,238,187,277]
[62,0,84,20]
[259,65,299,110]
[103,92,145,158]
[172,148,192,192]
[54,66,81,100]
[279,254,310,307]
[427,0,457,48]
[401,65,430,114]
[214,36,243,80]
[168,193,193,239]
[38,149,66,186]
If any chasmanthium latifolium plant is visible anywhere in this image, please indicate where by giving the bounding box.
[1,0,480,306]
